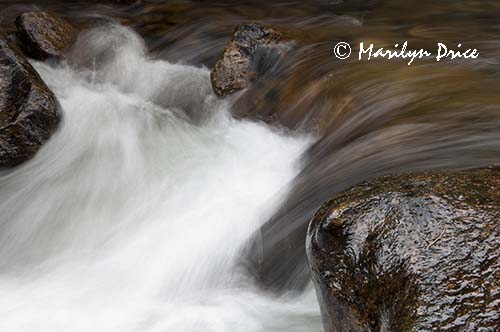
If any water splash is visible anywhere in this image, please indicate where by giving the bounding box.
[0,25,321,332]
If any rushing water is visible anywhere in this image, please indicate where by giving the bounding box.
[0,25,321,331]
[1,1,500,331]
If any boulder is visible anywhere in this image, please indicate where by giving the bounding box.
[0,38,62,168]
[210,23,286,97]
[307,167,500,332]
[15,11,77,60]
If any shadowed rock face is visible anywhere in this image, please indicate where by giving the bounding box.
[210,23,285,97]
[307,168,500,332]
[0,38,61,168]
[15,11,76,60]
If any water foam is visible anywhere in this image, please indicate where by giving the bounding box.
[0,25,320,332]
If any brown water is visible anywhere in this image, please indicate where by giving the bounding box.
[1,0,500,314]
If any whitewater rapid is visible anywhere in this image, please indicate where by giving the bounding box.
[0,25,321,331]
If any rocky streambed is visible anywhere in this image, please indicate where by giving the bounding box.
[0,1,499,332]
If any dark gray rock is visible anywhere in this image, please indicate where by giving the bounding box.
[0,38,61,168]
[307,168,500,332]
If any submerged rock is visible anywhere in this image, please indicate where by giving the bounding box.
[0,38,61,167]
[210,23,286,97]
[15,11,77,60]
[307,168,500,332]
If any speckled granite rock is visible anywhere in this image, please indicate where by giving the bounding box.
[0,38,61,168]
[307,167,500,332]
[210,23,285,97]
[15,11,77,60]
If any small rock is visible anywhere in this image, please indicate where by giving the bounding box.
[15,11,77,60]
[307,168,500,332]
[0,38,62,167]
[210,23,286,97]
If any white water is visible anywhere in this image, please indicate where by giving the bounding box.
[0,25,321,331]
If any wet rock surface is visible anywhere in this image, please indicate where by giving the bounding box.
[15,11,77,60]
[0,38,61,168]
[307,168,500,332]
[210,23,286,97]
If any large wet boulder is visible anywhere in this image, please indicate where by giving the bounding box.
[0,38,61,168]
[307,168,500,332]
[15,11,77,60]
[210,23,286,97]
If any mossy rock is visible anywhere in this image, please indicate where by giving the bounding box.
[307,167,500,332]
